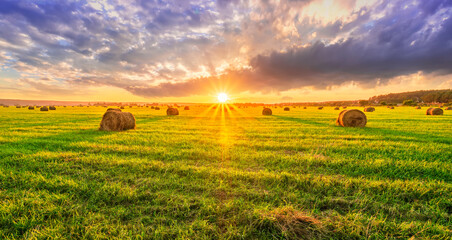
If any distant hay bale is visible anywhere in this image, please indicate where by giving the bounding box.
[318,107,323,110]
[151,106,155,109]
[364,107,375,112]
[99,110,136,131]
[16,106,21,108]
[303,106,307,109]
[28,106,34,110]
[415,106,421,109]
[40,106,49,111]
[262,108,272,115]
[426,108,443,115]
[284,107,290,111]
[389,106,395,109]
[49,106,56,110]
[120,106,125,109]
[184,106,190,110]
[167,107,179,115]
[336,109,367,127]
[155,107,160,110]
[334,107,340,110]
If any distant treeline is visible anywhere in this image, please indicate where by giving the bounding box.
[369,89,451,104]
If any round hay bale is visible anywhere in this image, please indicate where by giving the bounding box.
[262,108,272,115]
[334,107,340,110]
[49,106,56,110]
[28,106,35,110]
[415,106,421,109]
[303,106,307,109]
[336,109,367,127]
[40,106,49,111]
[167,107,179,115]
[184,106,190,110]
[151,106,155,109]
[318,107,323,110]
[155,107,160,110]
[16,106,21,108]
[120,106,125,109]
[284,107,290,111]
[426,108,443,115]
[364,107,375,112]
[99,110,136,131]
[389,106,394,109]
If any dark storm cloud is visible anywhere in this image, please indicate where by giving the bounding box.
[248,0,452,89]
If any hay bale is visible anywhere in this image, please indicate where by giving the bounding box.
[336,109,367,127]
[99,110,136,131]
[151,106,155,109]
[28,106,35,110]
[426,108,443,115]
[342,106,347,109]
[318,107,323,110]
[334,107,340,110]
[389,106,394,109]
[155,107,160,110]
[284,107,290,111]
[415,106,421,109]
[364,107,375,112]
[303,106,307,109]
[167,107,179,115]
[49,106,56,110]
[184,106,190,110]
[40,106,49,111]
[16,106,21,108]
[262,108,272,115]
[120,106,125,109]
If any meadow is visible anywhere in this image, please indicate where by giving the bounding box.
[0,105,451,239]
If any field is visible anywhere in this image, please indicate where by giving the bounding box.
[0,106,451,239]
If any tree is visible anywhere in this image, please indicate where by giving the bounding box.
[359,100,369,106]
[403,100,415,106]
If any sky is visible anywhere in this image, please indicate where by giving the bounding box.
[0,0,451,103]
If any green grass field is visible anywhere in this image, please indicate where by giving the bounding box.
[0,106,451,239]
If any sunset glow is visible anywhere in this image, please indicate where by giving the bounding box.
[0,0,451,103]
[217,93,228,103]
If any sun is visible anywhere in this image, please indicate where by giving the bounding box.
[217,93,228,103]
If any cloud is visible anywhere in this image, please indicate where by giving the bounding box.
[116,0,452,97]
[0,0,451,99]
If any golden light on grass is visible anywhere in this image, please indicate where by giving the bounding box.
[217,93,228,103]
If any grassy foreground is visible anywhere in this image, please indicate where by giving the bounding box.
[0,106,451,239]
